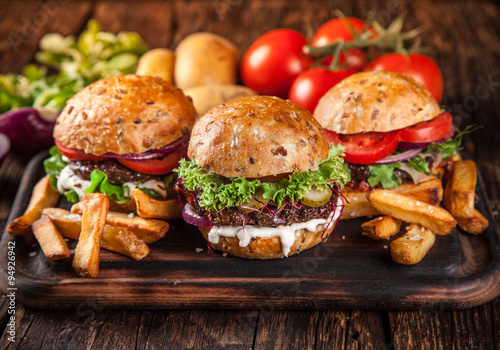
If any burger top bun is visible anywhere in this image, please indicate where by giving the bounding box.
[54,74,197,156]
[188,96,329,178]
[313,70,442,134]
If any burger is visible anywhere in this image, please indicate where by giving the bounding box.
[175,95,348,259]
[44,74,197,208]
[314,70,461,209]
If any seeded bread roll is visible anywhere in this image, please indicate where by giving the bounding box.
[198,220,335,259]
[54,74,197,155]
[188,96,329,178]
[313,71,441,134]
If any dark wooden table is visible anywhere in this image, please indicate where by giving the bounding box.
[1,0,499,348]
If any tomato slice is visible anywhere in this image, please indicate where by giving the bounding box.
[117,146,188,175]
[324,130,400,164]
[399,112,453,143]
[55,140,106,161]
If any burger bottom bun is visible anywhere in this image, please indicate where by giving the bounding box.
[198,221,336,260]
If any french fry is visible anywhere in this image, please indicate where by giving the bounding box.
[390,224,436,265]
[32,216,70,261]
[109,199,137,213]
[340,178,444,220]
[367,189,457,235]
[457,209,489,235]
[42,208,81,240]
[443,160,477,219]
[361,216,402,240]
[69,206,169,244]
[101,227,150,261]
[7,176,59,236]
[131,188,182,220]
[73,193,109,278]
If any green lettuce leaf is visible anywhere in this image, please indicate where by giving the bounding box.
[43,146,68,189]
[367,164,402,188]
[406,155,431,175]
[85,170,130,204]
[175,145,348,211]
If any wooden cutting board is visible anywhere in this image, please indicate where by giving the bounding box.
[1,152,499,309]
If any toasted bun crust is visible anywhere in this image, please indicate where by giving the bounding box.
[54,74,197,155]
[313,71,441,134]
[188,96,329,178]
[199,221,335,259]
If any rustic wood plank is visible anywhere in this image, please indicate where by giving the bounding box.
[0,304,36,350]
[345,311,387,350]
[492,298,500,348]
[0,1,93,74]
[451,305,496,350]
[141,310,258,349]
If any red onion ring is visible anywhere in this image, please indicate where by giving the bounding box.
[372,148,423,165]
[0,132,10,167]
[102,134,190,160]
[397,129,454,150]
[182,203,210,226]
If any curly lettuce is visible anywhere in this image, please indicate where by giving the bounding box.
[175,145,348,211]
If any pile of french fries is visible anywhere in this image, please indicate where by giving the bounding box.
[6,177,179,278]
[341,159,489,265]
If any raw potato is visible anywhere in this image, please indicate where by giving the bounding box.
[135,48,175,83]
[174,32,241,90]
[390,224,436,265]
[184,84,257,117]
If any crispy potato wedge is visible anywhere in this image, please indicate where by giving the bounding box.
[361,216,402,240]
[42,208,82,240]
[7,176,60,236]
[443,160,477,219]
[73,193,109,278]
[32,216,70,261]
[101,227,150,261]
[341,179,444,220]
[390,224,436,265]
[457,209,489,235]
[367,189,457,235]
[131,188,181,220]
[109,199,137,214]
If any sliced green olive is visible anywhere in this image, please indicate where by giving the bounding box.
[302,187,332,207]
[238,190,269,212]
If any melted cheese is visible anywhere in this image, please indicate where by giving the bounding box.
[208,198,343,257]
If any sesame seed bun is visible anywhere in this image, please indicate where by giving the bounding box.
[313,71,441,134]
[54,74,197,155]
[188,95,329,178]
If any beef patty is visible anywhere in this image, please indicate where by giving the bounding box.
[176,180,340,227]
[69,159,164,186]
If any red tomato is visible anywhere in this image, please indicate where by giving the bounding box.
[399,112,453,143]
[55,140,106,161]
[324,130,400,164]
[117,146,188,175]
[288,68,354,113]
[311,18,368,71]
[364,53,444,103]
[241,29,311,98]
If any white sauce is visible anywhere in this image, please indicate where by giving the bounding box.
[56,165,167,201]
[208,198,343,257]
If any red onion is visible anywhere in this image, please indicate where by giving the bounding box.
[0,107,58,154]
[0,132,10,167]
[182,203,210,226]
[397,129,454,150]
[102,134,190,160]
[373,148,423,165]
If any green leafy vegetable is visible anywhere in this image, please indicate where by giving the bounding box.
[367,164,402,188]
[175,145,348,211]
[43,146,68,189]
[85,170,130,204]
[0,20,149,113]
[406,155,431,175]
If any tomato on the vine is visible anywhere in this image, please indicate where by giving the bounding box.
[55,140,106,161]
[324,130,400,164]
[117,146,188,175]
[241,29,311,98]
[288,68,354,113]
[364,53,443,103]
[311,17,368,71]
[399,112,453,143]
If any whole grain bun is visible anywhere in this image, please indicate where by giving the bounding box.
[54,74,197,155]
[313,71,441,134]
[198,220,335,259]
[188,96,329,178]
